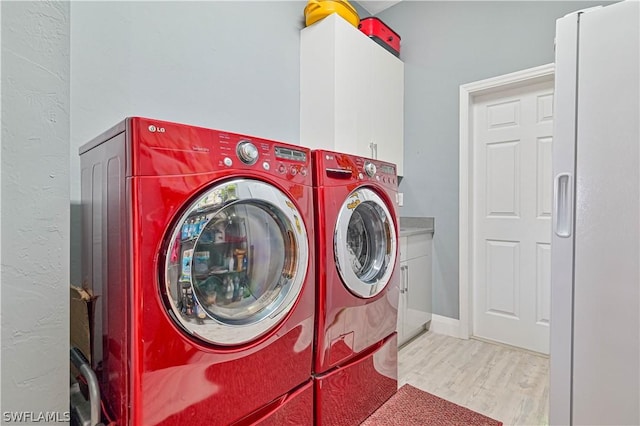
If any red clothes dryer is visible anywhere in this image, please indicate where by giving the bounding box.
[79,117,315,425]
[312,150,400,425]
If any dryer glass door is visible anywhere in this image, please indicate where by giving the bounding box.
[334,188,397,298]
[163,179,309,346]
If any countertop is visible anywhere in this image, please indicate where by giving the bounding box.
[399,217,434,237]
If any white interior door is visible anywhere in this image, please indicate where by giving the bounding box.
[471,80,553,354]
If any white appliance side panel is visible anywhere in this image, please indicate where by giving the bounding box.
[549,11,579,426]
[572,2,640,424]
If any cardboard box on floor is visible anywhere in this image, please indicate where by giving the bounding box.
[70,285,96,378]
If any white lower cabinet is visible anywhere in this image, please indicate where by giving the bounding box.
[397,232,433,346]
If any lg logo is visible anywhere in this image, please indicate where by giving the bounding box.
[148,125,166,133]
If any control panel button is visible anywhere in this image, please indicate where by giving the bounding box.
[262,162,270,171]
[300,166,308,176]
[278,164,287,174]
[364,161,377,177]
[223,157,233,167]
[236,141,259,165]
[290,166,298,176]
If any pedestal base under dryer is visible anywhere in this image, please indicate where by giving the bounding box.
[235,379,314,426]
[314,333,398,426]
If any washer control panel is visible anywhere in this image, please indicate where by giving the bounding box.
[358,158,396,185]
[317,150,397,188]
[132,117,312,181]
[224,136,309,181]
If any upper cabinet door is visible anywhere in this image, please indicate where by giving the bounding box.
[300,14,404,176]
[370,47,404,175]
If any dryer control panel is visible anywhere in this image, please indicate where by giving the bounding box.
[313,150,398,190]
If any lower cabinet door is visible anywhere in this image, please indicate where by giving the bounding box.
[404,255,431,338]
[397,233,433,347]
[397,261,407,345]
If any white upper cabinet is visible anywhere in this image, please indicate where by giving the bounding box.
[300,14,404,176]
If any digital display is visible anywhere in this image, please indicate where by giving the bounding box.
[379,164,396,175]
[275,146,307,162]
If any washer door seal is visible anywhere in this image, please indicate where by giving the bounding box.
[334,187,397,298]
[162,178,309,346]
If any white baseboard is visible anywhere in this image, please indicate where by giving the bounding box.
[430,314,466,339]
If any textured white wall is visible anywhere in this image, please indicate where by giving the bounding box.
[1,0,70,416]
[0,0,3,412]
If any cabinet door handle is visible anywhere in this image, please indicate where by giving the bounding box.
[404,265,409,294]
[400,265,409,294]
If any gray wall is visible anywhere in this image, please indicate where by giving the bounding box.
[70,1,307,285]
[376,1,611,319]
[1,0,70,417]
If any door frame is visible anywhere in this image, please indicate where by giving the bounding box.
[458,63,555,339]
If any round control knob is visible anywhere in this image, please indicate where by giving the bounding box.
[364,161,377,177]
[236,141,259,165]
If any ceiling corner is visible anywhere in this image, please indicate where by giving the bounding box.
[355,1,403,16]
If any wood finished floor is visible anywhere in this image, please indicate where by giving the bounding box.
[398,331,549,426]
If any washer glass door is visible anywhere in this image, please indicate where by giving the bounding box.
[334,187,397,298]
[163,179,308,346]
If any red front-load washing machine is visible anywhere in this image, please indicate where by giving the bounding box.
[79,117,315,425]
[312,150,400,425]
